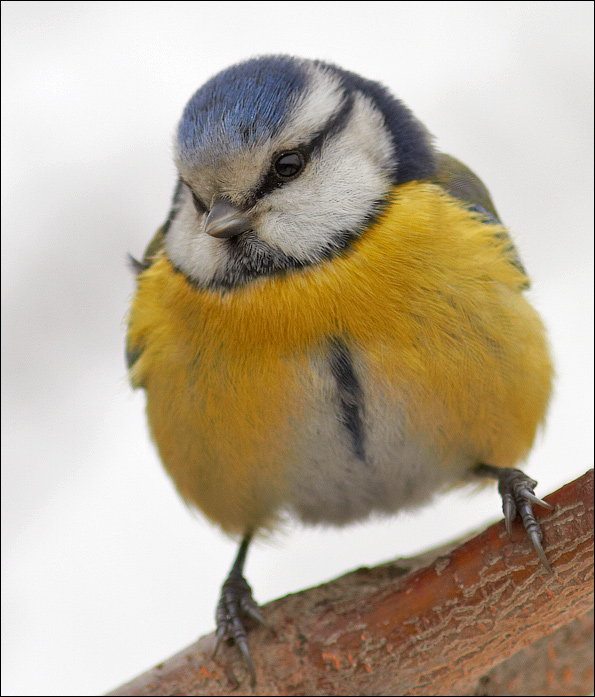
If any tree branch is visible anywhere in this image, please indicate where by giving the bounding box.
[108,470,594,696]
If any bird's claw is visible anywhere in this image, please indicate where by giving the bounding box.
[495,468,554,574]
[474,464,554,573]
[213,571,263,686]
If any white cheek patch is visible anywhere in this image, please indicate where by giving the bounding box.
[256,93,395,260]
[164,188,228,284]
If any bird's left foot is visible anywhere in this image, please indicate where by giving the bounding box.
[213,569,265,686]
[475,464,554,573]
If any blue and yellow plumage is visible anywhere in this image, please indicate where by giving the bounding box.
[126,56,554,683]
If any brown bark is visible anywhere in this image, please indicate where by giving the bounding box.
[108,470,594,696]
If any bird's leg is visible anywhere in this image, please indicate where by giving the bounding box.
[213,533,264,685]
[475,463,554,573]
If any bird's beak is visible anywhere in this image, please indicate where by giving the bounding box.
[204,198,252,239]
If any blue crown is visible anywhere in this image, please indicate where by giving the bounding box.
[178,56,308,159]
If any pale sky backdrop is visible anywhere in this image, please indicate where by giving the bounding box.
[2,2,593,695]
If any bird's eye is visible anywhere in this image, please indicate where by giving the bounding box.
[273,151,305,180]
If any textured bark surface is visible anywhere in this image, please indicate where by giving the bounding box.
[108,470,594,696]
[474,610,593,696]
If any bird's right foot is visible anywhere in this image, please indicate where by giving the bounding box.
[213,569,264,686]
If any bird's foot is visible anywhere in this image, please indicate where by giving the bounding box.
[475,464,554,573]
[213,570,265,686]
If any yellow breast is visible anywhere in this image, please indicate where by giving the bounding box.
[127,182,553,534]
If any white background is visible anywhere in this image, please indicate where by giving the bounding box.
[2,2,593,695]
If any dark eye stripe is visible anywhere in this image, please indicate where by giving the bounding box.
[248,93,355,204]
[307,93,354,155]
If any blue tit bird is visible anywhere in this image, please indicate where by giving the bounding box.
[127,55,554,683]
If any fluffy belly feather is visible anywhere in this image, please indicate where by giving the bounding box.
[128,186,553,536]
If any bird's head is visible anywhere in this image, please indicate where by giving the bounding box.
[165,55,435,289]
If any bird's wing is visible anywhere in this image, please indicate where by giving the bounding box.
[432,153,529,285]
[126,180,187,374]
[128,177,184,275]
[128,225,166,275]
